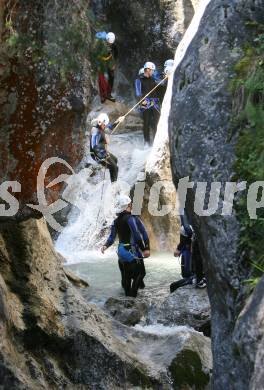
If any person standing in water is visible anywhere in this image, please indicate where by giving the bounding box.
[101,195,150,297]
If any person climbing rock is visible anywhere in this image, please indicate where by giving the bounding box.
[101,195,150,297]
[93,32,118,103]
[136,61,161,145]
[170,223,194,293]
[90,113,124,182]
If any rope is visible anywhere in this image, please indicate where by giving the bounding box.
[94,166,107,233]
[87,166,107,248]
[110,75,168,135]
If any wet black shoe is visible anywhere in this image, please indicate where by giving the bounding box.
[106,95,116,102]
[196,277,207,289]
[139,281,145,289]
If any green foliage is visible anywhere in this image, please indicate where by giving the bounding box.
[232,28,264,288]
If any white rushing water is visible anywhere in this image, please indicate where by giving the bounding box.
[147,0,212,173]
[55,0,211,313]
[55,130,151,261]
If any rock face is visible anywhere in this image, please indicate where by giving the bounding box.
[90,0,201,105]
[145,286,211,335]
[104,296,148,326]
[168,0,264,388]
[0,217,212,389]
[104,285,211,335]
[0,0,94,219]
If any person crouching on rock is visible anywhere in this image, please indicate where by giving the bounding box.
[101,195,150,297]
[170,224,194,293]
[90,113,124,182]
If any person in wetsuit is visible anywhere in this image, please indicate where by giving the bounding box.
[136,61,160,145]
[90,113,124,182]
[101,195,150,297]
[170,215,207,292]
[170,224,194,293]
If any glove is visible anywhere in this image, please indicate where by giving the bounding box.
[117,115,125,123]
[113,116,125,126]
[141,100,147,105]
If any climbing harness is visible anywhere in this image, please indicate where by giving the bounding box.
[139,97,160,114]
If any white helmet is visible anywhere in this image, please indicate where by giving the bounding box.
[138,67,144,76]
[164,65,173,76]
[144,61,156,71]
[106,32,115,44]
[97,113,109,126]
[164,59,174,68]
[115,194,132,214]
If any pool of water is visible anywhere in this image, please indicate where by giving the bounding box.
[66,250,181,305]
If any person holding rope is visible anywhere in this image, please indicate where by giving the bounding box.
[136,61,161,145]
[90,113,124,182]
[101,195,150,297]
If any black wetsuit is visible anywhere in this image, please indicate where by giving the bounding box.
[170,230,193,293]
[90,125,118,182]
[139,75,160,143]
[191,237,204,284]
[105,211,149,297]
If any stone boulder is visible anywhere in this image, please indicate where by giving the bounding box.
[130,325,212,389]
[104,296,148,326]
[0,216,212,389]
[145,286,211,336]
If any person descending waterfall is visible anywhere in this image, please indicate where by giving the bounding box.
[90,113,124,182]
[93,32,118,103]
[101,195,150,297]
[136,61,161,145]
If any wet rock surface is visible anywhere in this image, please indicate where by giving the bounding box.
[0,217,212,389]
[0,0,94,219]
[103,284,211,335]
[168,0,264,388]
[104,296,148,326]
[145,286,211,335]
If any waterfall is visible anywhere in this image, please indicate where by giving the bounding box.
[146,0,212,173]
[55,0,211,265]
[55,129,151,263]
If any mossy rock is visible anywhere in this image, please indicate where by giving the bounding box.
[169,349,210,389]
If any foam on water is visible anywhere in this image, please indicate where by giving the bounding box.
[55,131,151,260]
[134,324,194,336]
